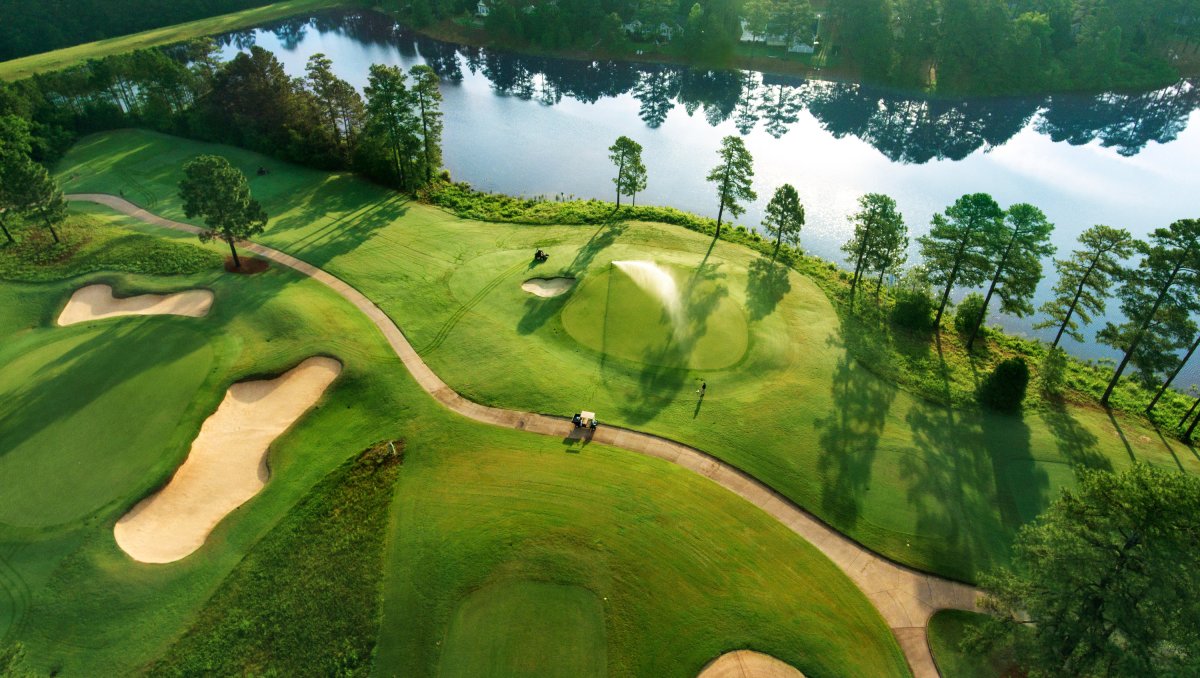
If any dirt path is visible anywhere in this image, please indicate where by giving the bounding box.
[70,193,980,677]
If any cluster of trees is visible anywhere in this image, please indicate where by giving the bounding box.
[0,42,444,193]
[0,0,277,61]
[829,0,1199,92]
[0,116,68,246]
[636,132,1198,430]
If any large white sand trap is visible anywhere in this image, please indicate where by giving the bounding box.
[521,277,575,297]
[114,357,342,563]
[698,651,806,678]
[58,284,213,326]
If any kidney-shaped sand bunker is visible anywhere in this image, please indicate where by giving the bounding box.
[58,284,213,326]
[114,356,342,563]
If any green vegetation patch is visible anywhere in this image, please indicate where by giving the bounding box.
[147,440,403,676]
[560,262,748,370]
[439,581,606,678]
[0,212,220,281]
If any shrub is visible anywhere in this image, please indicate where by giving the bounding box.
[954,292,987,335]
[979,357,1030,411]
[892,287,936,331]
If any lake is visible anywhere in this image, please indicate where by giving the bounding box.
[217,9,1200,391]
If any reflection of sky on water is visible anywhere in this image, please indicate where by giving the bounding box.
[219,11,1200,389]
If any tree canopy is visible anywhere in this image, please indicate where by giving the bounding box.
[842,193,907,303]
[178,154,267,269]
[1036,225,1135,348]
[973,464,1200,677]
[608,136,647,208]
[761,183,805,257]
[705,135,756,236]
[917,193,1005,329]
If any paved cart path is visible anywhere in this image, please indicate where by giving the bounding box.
[71,193,982,678]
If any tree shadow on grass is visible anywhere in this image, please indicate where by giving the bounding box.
[265,181,411,268]
[516,222,627,336]
[900,402,1045,579]
[745,255,792,321]
[814,340,897,530]
[1040,401,1109,471]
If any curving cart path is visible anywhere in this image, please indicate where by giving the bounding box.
[71,194,981,678]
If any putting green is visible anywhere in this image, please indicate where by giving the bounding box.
[438,581,606,678]
[0,321,213,527]
[561,262,748,370]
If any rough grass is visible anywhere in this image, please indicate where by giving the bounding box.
[0,212,220,281]
[0,0,348,82]
[147,440,403,677]
[927,610,1011,678]
[1,203,907,677]
[52,129,1200,584]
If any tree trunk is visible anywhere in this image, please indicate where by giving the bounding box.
[715,164,733,238]
[0,216,12,243]
[967,231,1018,350]
[1100,258,1186,406]
[418,95,433,183]
[875,267,886,301]
[228,238,241,269]
[1180,395,1200,428]
[1146,333,1200,413]
[43,213,59,244]
[615,156,624,208]
[1186,407,1200,441]
[1052,254,1101,349]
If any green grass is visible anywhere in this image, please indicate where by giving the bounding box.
[0,212,220,281]
[438,581,606,678]
[52,129,1200,584]
[1,204,907,676]
[927,610,1011,678]
[148,440,403,676]
[0,0,348,82]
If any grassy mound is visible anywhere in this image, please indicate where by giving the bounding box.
[560,262,748,370]
[147,440,402,676]
[439,581,606,678]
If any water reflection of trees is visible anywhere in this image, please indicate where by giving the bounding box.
[245,10,1200,163]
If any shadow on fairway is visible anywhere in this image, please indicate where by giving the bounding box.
[517,222,626,336]
[267,179,411,266]
[900,401,1046,580]
[745,256,792,321]
[815,339,897,530]
[1040,402,1108,471]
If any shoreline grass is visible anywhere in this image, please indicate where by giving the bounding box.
[0,0,351,82]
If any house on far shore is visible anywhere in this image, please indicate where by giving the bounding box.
[622,19,642,34]
[739,19,814,53]
[477,0,490,17]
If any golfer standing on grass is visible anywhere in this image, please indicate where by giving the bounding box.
[698,380,707,397]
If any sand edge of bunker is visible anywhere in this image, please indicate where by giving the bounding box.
[58,283,214,326]
[698,650,806,678]
[113,356,343,564]
[521,276,576,297]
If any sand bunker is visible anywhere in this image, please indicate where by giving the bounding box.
[698,651,806,678]
[521,277,575,297]
[113,357,342,563]
[58,284,213,326]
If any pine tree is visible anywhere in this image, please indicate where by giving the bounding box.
[706,135,755,238]
[1035,225,1135,349]
[917,193,1005,329]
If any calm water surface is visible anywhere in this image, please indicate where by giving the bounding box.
[218,10,1200,390]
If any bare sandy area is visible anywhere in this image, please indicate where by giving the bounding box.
[698,651,806,678]
[58,283,213,326]
[521,277,575,297]
[113,357,342,563]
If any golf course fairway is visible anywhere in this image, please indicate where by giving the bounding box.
[0,206,910,676]
[53,129,1198,584]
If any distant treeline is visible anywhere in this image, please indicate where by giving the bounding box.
[0,41,442,192]
[0,0,283,61]
[388,0,1200,93]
